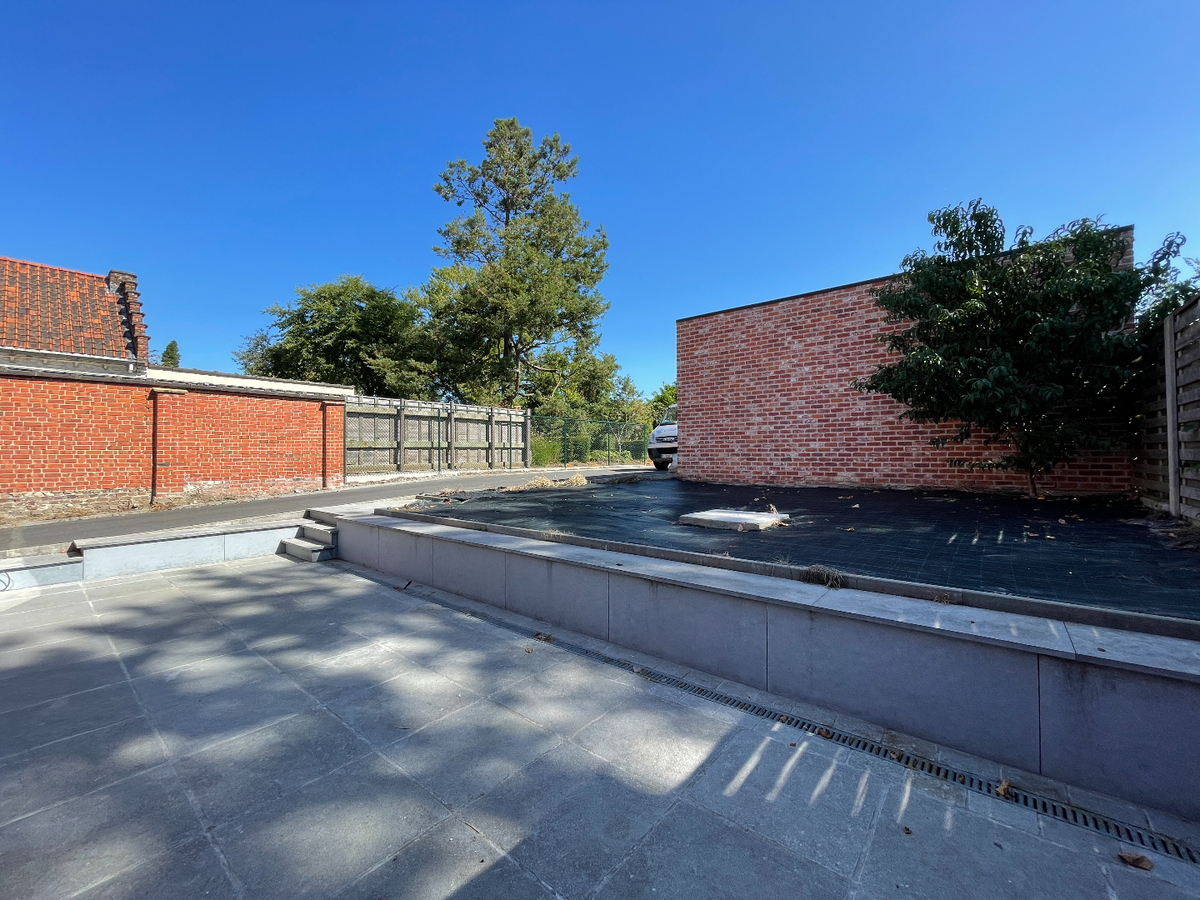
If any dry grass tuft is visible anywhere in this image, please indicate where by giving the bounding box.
[502,473,589,492]
[801,564,845,589]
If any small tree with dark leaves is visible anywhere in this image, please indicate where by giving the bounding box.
[854,200,1183,496]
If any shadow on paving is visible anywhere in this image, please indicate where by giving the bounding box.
[0,558,1196,900]
[419,479,1200,620]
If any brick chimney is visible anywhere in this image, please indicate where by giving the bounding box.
[107,269,150,362]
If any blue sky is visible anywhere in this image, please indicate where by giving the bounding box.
[2,1,1197,395]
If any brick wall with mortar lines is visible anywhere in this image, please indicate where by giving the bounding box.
[676,279,1133,494]
[0,374,344,520]
[154,391,343,495]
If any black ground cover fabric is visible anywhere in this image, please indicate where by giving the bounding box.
[422,479,1200,620]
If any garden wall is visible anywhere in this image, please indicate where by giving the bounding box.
[676,233,1136,494]
[0,370,346,522]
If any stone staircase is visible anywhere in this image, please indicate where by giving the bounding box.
[281,511,340,562]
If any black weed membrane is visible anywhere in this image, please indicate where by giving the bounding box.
[411,477,1200,621]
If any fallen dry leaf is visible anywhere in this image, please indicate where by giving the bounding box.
[850,503,860,508]
[995,779,1012,799]
[524,648,533,653]
[902,826,912,835]
[1058,518,1067,524]
[1117,851,1154,871]
[846,527,855,532]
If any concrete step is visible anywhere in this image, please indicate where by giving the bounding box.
[301,523,338,547]
[305,508,342,527]
[281,536,336,563]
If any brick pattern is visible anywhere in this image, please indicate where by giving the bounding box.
[677,279,1133,495]
[0,258,143,359]
[0,374,345,521]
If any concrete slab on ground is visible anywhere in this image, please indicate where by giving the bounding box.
[0,556,1196,900]
[678,508,791,530]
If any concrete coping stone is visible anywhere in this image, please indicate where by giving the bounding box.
[1063,622,1200,684]
[341,512,1096,663]
[366,507,1200,644]
[67,518,308,554]
[0,553,77,572]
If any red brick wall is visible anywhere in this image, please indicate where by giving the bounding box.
[676,279,1133,495]
[0,374,345,520]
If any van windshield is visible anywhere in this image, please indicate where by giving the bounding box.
[658,405,677,425]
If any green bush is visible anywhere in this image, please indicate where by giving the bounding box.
[530,434,562,467]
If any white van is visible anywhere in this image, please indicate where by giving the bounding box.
[647,403,677,471]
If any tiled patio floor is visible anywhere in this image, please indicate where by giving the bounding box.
[1,555,1197,899]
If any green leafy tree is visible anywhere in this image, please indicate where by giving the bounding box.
[854,200,1183,495]
[648,382,676,422]
[235,275,433,397]
[160,340,180,368]
[417,117,609,407]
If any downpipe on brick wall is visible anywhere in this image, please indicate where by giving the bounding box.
[149,387,187,505]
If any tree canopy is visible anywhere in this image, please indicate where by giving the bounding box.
[234,119,647,422]
[234,275,432,398]
[854,200,1184,494]
[160,340,180,368]
[416,117,610,408]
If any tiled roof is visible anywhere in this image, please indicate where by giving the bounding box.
[0,257,145,359]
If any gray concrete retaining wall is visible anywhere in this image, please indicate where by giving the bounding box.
[336,513,1200,822]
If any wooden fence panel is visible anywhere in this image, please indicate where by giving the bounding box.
[344,397,530,475]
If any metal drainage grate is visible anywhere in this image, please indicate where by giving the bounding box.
[369,574,1199,865]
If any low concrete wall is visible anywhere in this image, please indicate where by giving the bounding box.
[67,521,306,580]
[336,513,1200,822]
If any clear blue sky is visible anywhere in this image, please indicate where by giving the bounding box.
[2,1,1197,395]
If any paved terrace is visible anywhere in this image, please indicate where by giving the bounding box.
[1,557,1198,900]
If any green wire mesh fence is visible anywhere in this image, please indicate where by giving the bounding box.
[344,397,649,475]
[529,416,649,467]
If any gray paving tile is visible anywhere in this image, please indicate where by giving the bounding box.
[252,624,376,671]
[1110,864,1200,900]
[0,588,89,614]
[336,817,556,900]
[422,634,563,695]
[686,728,888,878]
[0,681,143,757]
[0,653,126,713]
[0,764,200,900]
[0,631,116,676]
[116,627,250,678]
[383,699,560,808]
[487,658,641,737]
[327,667,478,747]
[284,644,420,702]
[0,604,100,635]
[73,836,238,900]
[151,675,318,757]
[216,754,448,900]
[174,709,372,826]
[462,742,613,850]
[131,649,282,712]
[573,692,737,791]
[594,800,848,900]
[504,766,674,898]
[854,785,1111,899]
[0,715,164,824]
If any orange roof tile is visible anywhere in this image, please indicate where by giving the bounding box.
[0,256,142,359]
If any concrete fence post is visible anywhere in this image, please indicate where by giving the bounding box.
[397,401,406,472]
[523,410,532,468]
[487,409,496,469]
[1165,313,1181,518]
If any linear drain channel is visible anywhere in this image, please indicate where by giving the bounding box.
[359,573,1198,864]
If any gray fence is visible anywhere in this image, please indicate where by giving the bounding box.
[344,397,530,475]
[1138,294,1200,523]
